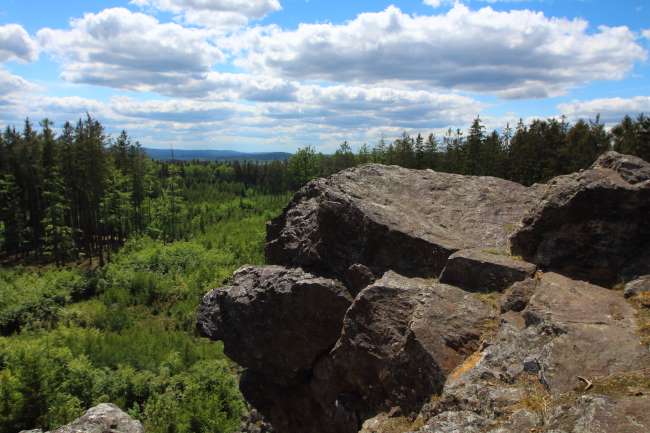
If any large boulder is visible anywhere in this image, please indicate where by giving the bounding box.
[197,266,353,384]
[439,249,536,292]
[412,272,650,433]
[310,272,495,433]
[510,151,650,286]
[267,165,539,280]
[19,404,144,433]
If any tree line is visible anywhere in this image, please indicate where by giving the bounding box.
[1,113,648,264]
[287,114,649,187]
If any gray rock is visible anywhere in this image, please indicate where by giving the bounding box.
[439,249,536,292]
[544,394,650,433]
[624,275,650,298]
[197,265,353,384]
[415,272,650,432]
[415,411,492,433]
[511,151,650,287]
[267,165,539,280]
[521,272,649,393]
[48,404,143,433]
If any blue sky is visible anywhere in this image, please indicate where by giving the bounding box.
[0,0,648,151]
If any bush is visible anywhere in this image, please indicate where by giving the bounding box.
[0,267,85,335]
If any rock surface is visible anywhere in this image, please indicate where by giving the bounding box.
[511,151,650,286]
[439,248,536,292]
[197,265,353,384]
[499,277,538,313]
[267,164,540,280]
[19,404,143,433]
[198,154,650,433]
[311,272,495,430]
[411,272,650,433]
[624,275,650,298]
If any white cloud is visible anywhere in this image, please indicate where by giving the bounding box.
[423,0,444,7]
[642,29,650,40]
[272,84,483,129]
[0,24,38,63]
[0,68,37,95]
[37,8,222,92]
[111,96,255,123]
[558,96,650,124]
[236,4,647,99]
[158,71,299,100]
[131,0,281,30]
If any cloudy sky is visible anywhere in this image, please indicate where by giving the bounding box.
[0,0,649,152]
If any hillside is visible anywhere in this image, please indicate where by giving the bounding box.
[143,148,292,162]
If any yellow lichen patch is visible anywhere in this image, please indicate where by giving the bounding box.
[637,292,650,308]
[449,349,484,381]
[482,248,510,256]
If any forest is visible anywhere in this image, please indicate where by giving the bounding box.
[0,112,649,433]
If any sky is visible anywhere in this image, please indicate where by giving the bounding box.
[0,0,649,152]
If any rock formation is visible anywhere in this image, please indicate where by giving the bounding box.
[266,164,539,279]
[511,151,650,286]
[19,404,143,433]
[198,152,650,433]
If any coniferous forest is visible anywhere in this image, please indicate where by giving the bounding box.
[0,112,649,433]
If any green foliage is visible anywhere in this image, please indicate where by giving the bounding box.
[0,181,287,433]
[0,267,86,335]
[0,332,243,433]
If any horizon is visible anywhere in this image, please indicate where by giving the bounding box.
[0,0,649,153]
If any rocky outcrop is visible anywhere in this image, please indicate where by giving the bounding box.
[197,266,353,383]
[511,151,650,286]
[311,272,495,431]
[19,404,143,433]
[198,154,650,433]
[439,248,536,292]
[266,165,540,280]
[412,272,650,433]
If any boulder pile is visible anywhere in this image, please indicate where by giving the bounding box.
[198,152,650,433]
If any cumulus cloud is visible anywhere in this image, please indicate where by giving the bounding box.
[131,0,281,30]
[111,96,255,123]
[558,96,650,124]
[272,84,483,129]
[37,8,222,92]
[0,68,37,95]
[643,29,650,40]
[0,24,38,63]
[156,72,299,100]
[236,4,646,99]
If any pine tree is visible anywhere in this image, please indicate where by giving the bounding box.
[414,133,425,168]
[467,117,485,175]
[424,133,439,170]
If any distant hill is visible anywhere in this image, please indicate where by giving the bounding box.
[144,148,292,162]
